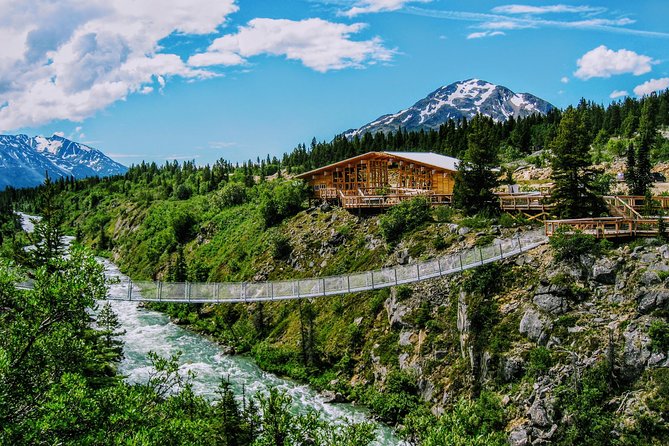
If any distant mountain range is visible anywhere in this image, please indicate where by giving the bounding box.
[345,79,554,137]
[0,134,127,189]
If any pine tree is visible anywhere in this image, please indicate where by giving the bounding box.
[28,176,65,269]
[625,143,638,194]
[634,98,657,196]
[96,301,125,359]
[453,114,500,216]
[550,107,605,218]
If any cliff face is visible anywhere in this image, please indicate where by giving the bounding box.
[63,191,668,443]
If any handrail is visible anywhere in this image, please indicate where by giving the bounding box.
[16,232,548,304]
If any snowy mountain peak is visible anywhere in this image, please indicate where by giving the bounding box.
[0,134,127,190]
[345,79,554,137]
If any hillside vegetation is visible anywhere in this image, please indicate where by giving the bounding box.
[1,90,668,445]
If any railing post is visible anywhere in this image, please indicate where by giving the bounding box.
[270,282,274,301]
[498,243,503,259]
[186,282,190,303]
[479,247,484,265]
[128,280,132,301]
[347,275,351,293]
[437,258,442,275]
[370,272,375,290]
[242,282,247,302]
[416,263,420,280]
[322,278,326,296]
[158,282,162,302]
[215,283,220,302]
[296,280,300,298]
[459,253,464,271]
[394,268,398,285]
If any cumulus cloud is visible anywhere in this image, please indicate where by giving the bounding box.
[492,4,606,15]
[561,76,569,83]
[633,78,669,97]
[574,45,656,80]
[188,18,394,73]
[0,0,239,132]
[341,0,431,17]
[609,90,628,99]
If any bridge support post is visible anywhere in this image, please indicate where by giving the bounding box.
[459,253,464,271]
[215,283,220,303]
[347,275,351,293]
[322,278,326,296]
[158,282,162,302]
[128,280,132,301]
[498,243,503,259]
[437,258,442,276]
[479,247,484,265]
[370,272,375,290]
[394,268,398,285]
[270,282,274,301]
[186,282,190,303]
[416,263,420,280]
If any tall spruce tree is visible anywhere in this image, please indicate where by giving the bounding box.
[28,176,65,269]
[453,114,500,216]
[550,107,605,218]
[633,98,657,196]
[625,143,638,194]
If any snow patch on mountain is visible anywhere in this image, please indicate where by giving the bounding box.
[0,134,127,190]
[345,79,554,137]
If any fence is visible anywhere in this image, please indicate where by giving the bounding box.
[104,232,547,304]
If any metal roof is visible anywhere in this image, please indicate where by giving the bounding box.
[384,151,459,171]
[295,151,460,179]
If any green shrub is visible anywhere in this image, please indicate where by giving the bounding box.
[460,214,493,230]
[174,184,192,200]
[379,197,431,243]
[364,370,421,424]
[215,182,247,208]
[649,320,669,353]
[549,227,609,262]
[526,346,553,378]
[170,210,196,244]
[433,206,456,223]
[269,233,291,260]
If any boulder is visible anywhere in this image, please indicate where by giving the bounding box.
[520,308,550,344]
[533,292,567,315]
[640,270,661,286]
[660,244,669,259]
[458,227,470,236]
[384,291,410,329]
[637,289,669,313]
[502,356,525,382]
[509,427,529,446]
[592,258,619,285]
[622,320,652,379]
[529,398,553,427]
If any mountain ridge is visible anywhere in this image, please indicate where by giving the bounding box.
[345,79,554,137]
[0,134,127,189]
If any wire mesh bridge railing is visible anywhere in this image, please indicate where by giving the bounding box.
[85,232,546,304]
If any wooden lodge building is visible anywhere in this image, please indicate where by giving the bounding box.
[295,151,459,209]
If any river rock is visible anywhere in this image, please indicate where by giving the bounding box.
[322,390,346,403]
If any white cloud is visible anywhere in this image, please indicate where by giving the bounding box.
[0,0,239,132]
[633,78,669,97]
[574,45,656,80]
[492,4,606,15]
[609,90,628,99]
[188,18,394,73]
[467,31,505,39]
[341,0,431,17]
[561,76,569,83]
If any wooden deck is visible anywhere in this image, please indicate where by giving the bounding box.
[316,187,452,209]
[545,217,664,239]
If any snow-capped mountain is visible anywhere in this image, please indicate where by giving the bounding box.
[346,79,554,137]
[0,134,127,189]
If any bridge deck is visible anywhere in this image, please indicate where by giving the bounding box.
[18,232,547,303]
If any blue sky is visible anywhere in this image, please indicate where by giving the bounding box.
[1,0,667,165]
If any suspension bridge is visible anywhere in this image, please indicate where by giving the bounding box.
[17,231,547,304]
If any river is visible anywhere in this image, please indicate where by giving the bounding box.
[18,213,402,445]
